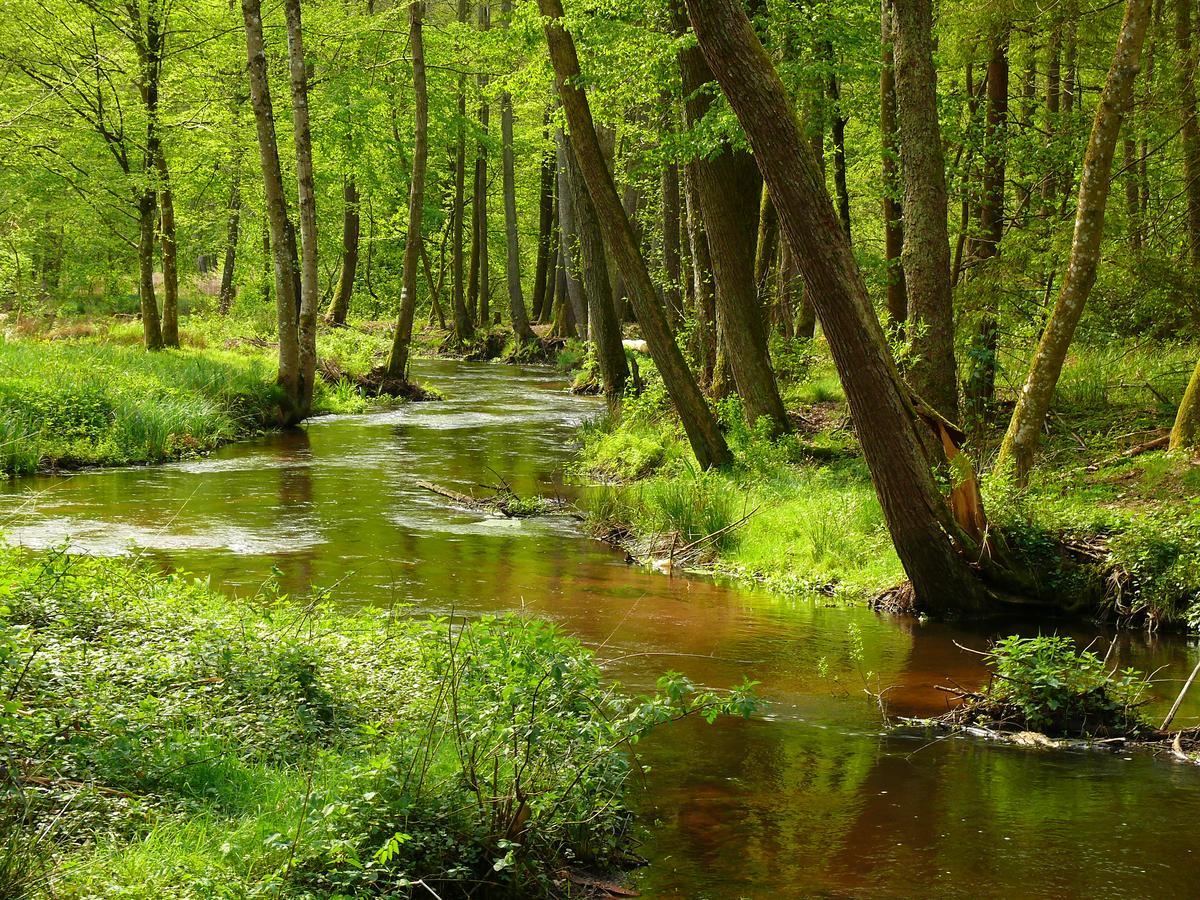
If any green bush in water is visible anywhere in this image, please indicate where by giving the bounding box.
[982,635,1149,737]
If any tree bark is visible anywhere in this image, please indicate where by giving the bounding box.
[555,128,589,338]
[540,0,731,468]
[996,0,1151,482]
[135,0,165,350]
[685,0,992,614]
[562,139,629,404]
[387,0,428,379]
[683,161,716,386]
[284,0,319,418]
[893,0,959,421]
[825,43,852,241]
[662,158,684,325]
[327,177,360,325]
[498,0,536,345]
[1171,357,1200,450]
[675,12,789,434]
[243,0,300,409]
[881,0,907,329]
[155,150,179,347]
[964,32,1009,423]
[450,0,473,344]
[531,110,557,323]
[473,0,491,327]
[218,151,242,315]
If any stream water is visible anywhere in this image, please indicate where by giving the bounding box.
[3,359,1199,898]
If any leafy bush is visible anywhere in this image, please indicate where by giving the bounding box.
[981,635,1149,736]
[0,549,756,898]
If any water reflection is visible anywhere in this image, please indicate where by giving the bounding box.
[2,359,1199,897]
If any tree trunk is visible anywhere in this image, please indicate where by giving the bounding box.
[549,234,575,338]
[1172,357,1200,450]
[893,0,959,421]
[754,184,779,307]
[155,151,179,347]
[881,0,908,329]
[498,0,536,345]
[540,0,731,468]
[137,191,164,350]
[555,128,589,338]
[562,139,629,404]
[284,0,319,419]
[242,0,300,408]
[327,177,360,325]
[683,161,716,386]
[135,0,165,351]
[218,152,242,315]
[450,0,473,344]
[531,110,556,324]
[685,0,992,615]
[676,14,789,434]
[963,32,1009,423]
[387,0,428,379]
[474,0,491,327]
[996,0,1151,482]
[1177,0,1200,264]
[826,44,852,241]
[662,158,684,325]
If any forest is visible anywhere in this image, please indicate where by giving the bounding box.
[4,0,1200,896]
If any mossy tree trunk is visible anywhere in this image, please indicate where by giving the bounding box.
[327,177,360,325]
[892,0,958,421]
[996,0,1151,482]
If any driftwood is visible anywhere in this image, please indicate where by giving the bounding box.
[415,480,563,518]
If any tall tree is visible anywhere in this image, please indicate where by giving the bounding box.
[996,0,1152,481]
[327,178,361,325]
[450,0,473,344]
[685,0,993,614]
[1177,0,1200,264]
[674,6,789,435]
[387,0,428,380]
[155,150,179,347]
[539,0,731,468]
[498,0,537,346]
[880,0,907,329]
[892,0,958,420]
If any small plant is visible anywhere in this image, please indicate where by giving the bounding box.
[980,635,1149,737]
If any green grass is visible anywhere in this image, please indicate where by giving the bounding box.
[0,548,754,898]
[0,320,391,475]
[579,337,1200,621]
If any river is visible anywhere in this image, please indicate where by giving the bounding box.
[3,359,1198,898]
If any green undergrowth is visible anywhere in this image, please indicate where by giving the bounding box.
[0,320,394,475]
[579,338,1200,625]
[0,548,756,898]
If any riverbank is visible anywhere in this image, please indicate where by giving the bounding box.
[0,319,400,475]
[578,338,1200,630]
[0,547,753,897]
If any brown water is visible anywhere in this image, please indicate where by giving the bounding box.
[3,359,1199,898]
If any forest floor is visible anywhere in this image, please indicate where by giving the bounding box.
[0,547,686,897]
[577,336,1200,631]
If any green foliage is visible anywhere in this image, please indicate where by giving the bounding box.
[982,635,1149,737]
[0,549,756,897]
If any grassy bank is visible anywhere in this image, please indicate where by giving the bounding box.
[0,548,754,898]
[578,339,1200,628]
[0,319,394,475]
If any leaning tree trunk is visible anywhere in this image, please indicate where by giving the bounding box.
[156,151,180,348]
[562,138,629,405]
[327,177,360,325]
[499,0,536,345]
[540,0,731,468]
[242,0,300,408]
[284,0,319,419]
[1172,358,1200,451]
[675,10,789,434]
[880,0,907,330]
[387,0,428,379]
[996,0,1151,482]
[892,0,959,421]
[685,0,993,615]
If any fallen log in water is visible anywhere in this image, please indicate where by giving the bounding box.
[415,479,565,518]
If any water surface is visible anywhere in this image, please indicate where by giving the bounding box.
[3,359,1198,898]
